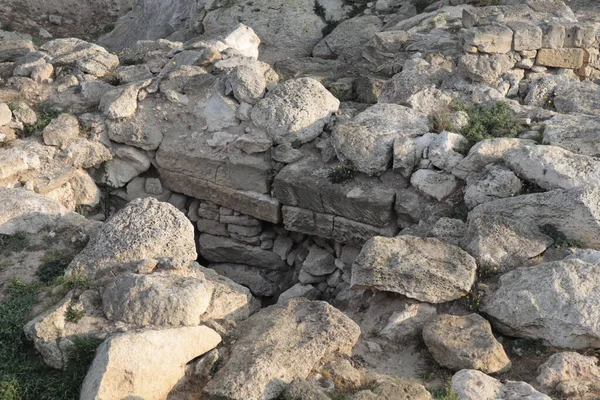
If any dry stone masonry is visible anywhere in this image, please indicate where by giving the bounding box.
[2,0,600,399]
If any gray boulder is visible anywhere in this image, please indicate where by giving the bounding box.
[462,215,552,272]
[81,326,221,400]
[332,104,430,175]
[482,259,600,349]
[0,188,67,235]
[313,16,383,62]
[67,198,197,278]
[504,145,600,190]
[468,187,600,250]
[423,314,511,374]
[102,272,214,327]
[536,352,600,394]
[351,236,477,303]
[543,113,600,156]
[203,298,360,400]
[251,77,339,144]
[451,369,551,400]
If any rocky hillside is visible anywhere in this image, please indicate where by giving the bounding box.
[1,0,600,399]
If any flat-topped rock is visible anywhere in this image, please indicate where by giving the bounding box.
[352,235,477,303]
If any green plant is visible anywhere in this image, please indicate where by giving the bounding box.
[0,280,102,400]
[22,103,61,137]
[36,250,77,284]
[1,22,14,32]
[461,288,485,311]
[103,23,115,33]
[0,233,29,254]
[64,305,85,324]
[54,274,93,298]
[455,101,525,146]
[328,162,357,184]
[431,387,460,400]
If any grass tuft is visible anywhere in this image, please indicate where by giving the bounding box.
[36,250,77,284]
[22,103,61,137]
[0,280,101,400]
[0,233,29,254]
[328,162,357,184]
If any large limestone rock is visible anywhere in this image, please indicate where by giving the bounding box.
[203,299,360,400]
[99,80,150,120]
[203,0,326,63]
[462,215,552,272]
[67,198,197,278]
[42,113,79,149]
[543,113,600,156]
[351,236,477,303]
[80,326,221,400]
[250,77,339,144]
[451,369,551,400]
[102,272,214,327]
[469,187,600,250]
[98,0,197,52]
[453,138,536,180]
[536,352,600,394]
[0,187,67,234]
[423,314,510,374]
[459,53,515,84]
[24,290,113,369]
[481,259,600,349]
[554,80,600,116]
[41,38,118,77]
[353,377,433,400]
[504,145,600,190]
[464,166,522,209]
[313,15,383,62]
[332,104,430,175]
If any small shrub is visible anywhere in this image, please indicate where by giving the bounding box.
[103,23,115,33]
[455,101,525,146]
[430,110,455,134]
[431,387,460,400]
[22,103,61,137]
[36,250,77,284]
[1,23,14,32]
[328,162,357,184]
[54,274,93,298]
[0,375,21,400]
[314,1,326,18]
[0,233,29,254]
[64,305,85,324]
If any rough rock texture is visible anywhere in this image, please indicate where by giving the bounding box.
[543,114,600,156]
[203,0,326,63]
[462,215,552,272]
[351,236,477,303]
[482,259,600,349]
[536,352,600,393]
[67,198,197,278]
[423,314,511,374]
[451,369,551,400]
[353,377,433,400]
[102,272,214,327]
[80,326,221,400]
[251,77,339,144]
[469,187,600,250]
[203,299,360,400]
[0,187,67,234]
[332,104,430,175]
[504,145,600,190]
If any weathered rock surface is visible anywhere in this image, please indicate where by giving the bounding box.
[462,215,552,272]
[203,299,360,400]
[80,326,221,400]
[102,272,214,327]
[543,113,600,156]
[482,259,600,349]
[469,187,600,250]
[332,104,430,175]
[536,352,600,394]
[423,314,511,374]
[504,145,600,190]
[351,236,477,303]
[0,187,67,234]
[251,77,339,144]
[451,369,551,400]
[68,198,197,278]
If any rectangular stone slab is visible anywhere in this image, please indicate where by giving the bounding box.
[159,169,281,223]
